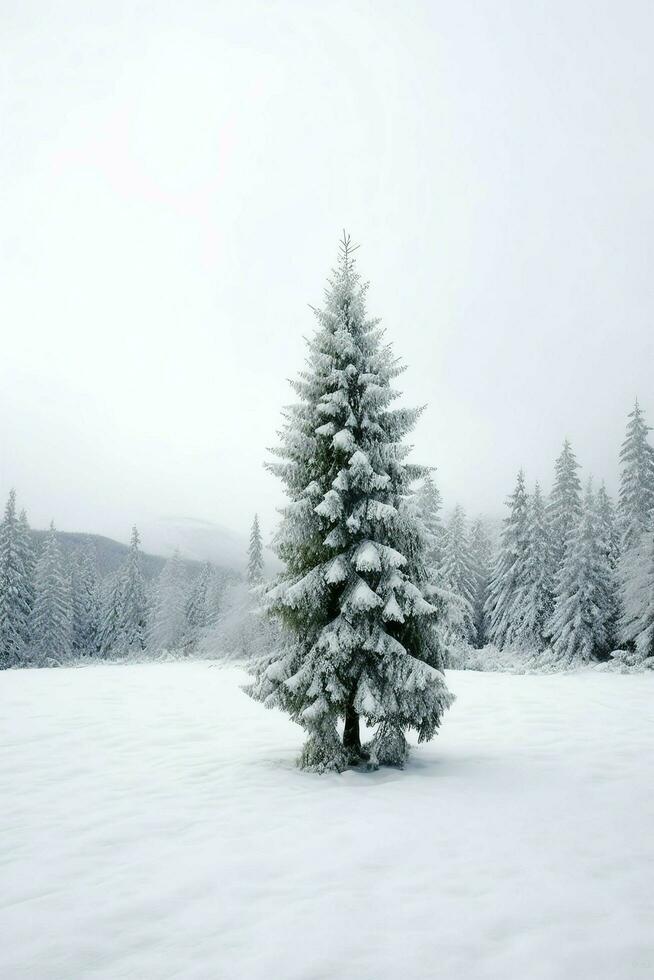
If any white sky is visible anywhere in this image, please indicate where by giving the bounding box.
[2,0,653,550]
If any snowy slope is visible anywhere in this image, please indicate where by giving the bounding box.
[1,663,652,980]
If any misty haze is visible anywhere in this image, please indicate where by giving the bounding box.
[2,3,653,980]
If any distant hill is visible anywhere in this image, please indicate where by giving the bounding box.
[137,515,249,571]
[29,529,238,583]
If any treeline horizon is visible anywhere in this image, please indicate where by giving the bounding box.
[1,397,653,672]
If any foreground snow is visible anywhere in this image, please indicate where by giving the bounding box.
[2,663,653,979]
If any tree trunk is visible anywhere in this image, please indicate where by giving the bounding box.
[343,702,361,755]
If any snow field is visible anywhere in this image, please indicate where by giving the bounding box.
[1,662,653,979]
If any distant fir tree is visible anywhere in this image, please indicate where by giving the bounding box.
[30,522,72,664]
[513,482,552,651]
[0,490,34,667]
[18,509,36,641]
[547,439,582,578]
[469,517,492,648]
[439,505,476,644]
[148,550,187,652]
[485,470,530,650]
[246,235,454,772]
[247,514,264,585]
[414,477,461,664]
[547,482,614,666]
[100,527,147,656]
[417,473,444,574]
[618,400,654,552]
[617,402,654,657]
[184,561,215,653]
[70,541,100,655]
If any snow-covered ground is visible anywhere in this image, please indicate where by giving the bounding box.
[2,663,652,980]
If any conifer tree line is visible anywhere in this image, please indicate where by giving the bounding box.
[0,500,258,668]
[417,402,654,669]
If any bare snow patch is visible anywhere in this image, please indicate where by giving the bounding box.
[1,663,652,979]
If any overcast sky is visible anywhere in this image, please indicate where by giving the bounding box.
[2,0,653,553]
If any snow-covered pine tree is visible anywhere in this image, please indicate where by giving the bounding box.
[547,439,582,579]
[101,527,147,656]
[30,522,72,664]
[184,561,214,653]
[469,517,492,649]
[148,549,187,653]
[547,481,614,666]
[513,482,551,652]
[618,400,654,552]
[439,505,476,644]
[0,490,34,668]
[247,514,264,586]
[70,541,100,656]
[485,470,530,650]
[246,235,454,772]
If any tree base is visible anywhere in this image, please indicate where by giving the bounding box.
[367,724,409,769]
[298,727,348,773]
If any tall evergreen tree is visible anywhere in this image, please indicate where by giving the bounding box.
[30,522,72,664]
[247,514,264,585]
[246,235,454,771]
[0,490,33,668]
[100,527,147,656]
[70,541,100,655]
[469,517,492,649]
[513,482,551,651]
[547,439,582,577]
[618,400,654,552]
[439,505,476,644]
[485,470,530,650]
[548,482,614,666]
[148,550,187,652]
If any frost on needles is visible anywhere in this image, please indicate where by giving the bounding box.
[245,235,454,773]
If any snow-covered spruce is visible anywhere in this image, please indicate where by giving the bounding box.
[0,490,34,668]
[246,236,454,772]
[247,514,264,586]
[547,482,615,667]
[485,469,530,651]
[30,522,72,665]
